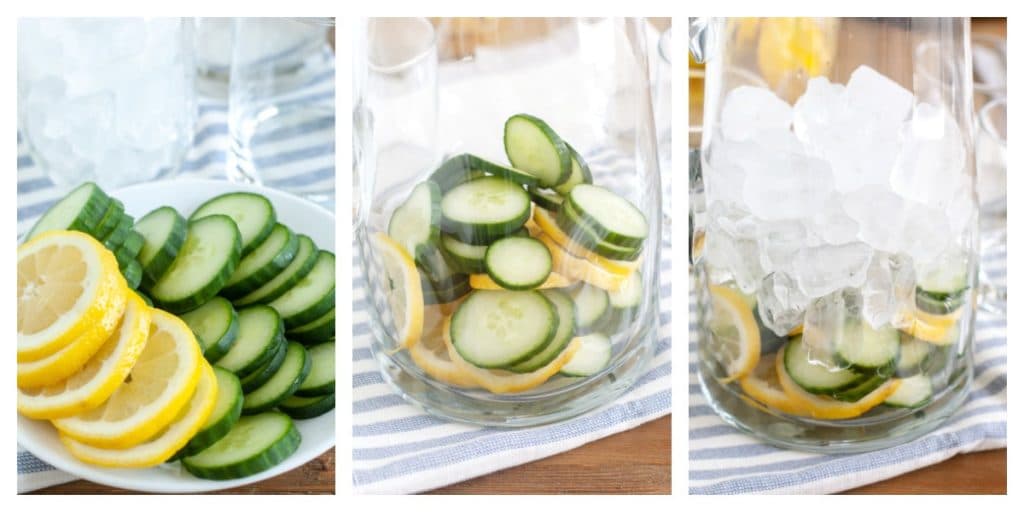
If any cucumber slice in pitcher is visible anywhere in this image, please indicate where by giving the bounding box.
[483,236,552,290]
[553,144,594,196]
[388,181,441,266]
[440,176,531,244]
[503,114,571,187]
[450,290,558,368]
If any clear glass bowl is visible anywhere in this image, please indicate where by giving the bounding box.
[355,17,663,427]
[691,17,978,452]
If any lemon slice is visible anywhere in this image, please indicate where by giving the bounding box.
[756,17,836,91]
[902,306,963,345]
[534,232,631,292]
[708,285,761,383]
[738,354,808,416]
[442,316,582,394]
[469,271,571,291]
[530,209,641,276]
[409,327,478,388]
[18,293,152,419]
[52,309,203,449]
[371,232,424,349]
[774,349,899,420]
[60,362,218,468]
[18,230,128,362]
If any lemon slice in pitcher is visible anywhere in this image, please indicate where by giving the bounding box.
[708,285,761,383]
[371,232,425,349]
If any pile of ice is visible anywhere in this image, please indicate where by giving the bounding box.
[703,65,974,336]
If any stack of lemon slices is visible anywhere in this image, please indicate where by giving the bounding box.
[18,230,217,468]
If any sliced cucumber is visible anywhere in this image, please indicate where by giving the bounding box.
[289,307,336,345]
[238,337,287,393]
[440,176,531,244]
[831,371,892,402]
[896,336,935,377]
[102,214,134,252]
[173,367,243,460]
[278,393,335,420]
[179,297,240,363]
[149,215,242,313]
[556,203,643,261]
[915,288,966,315]
[465,153,540,187]
[884,374,933,408]
[122,259,143,290]
[834,321,900,372]
[133,206,187,289]
[295,341,334,397]
[527,187,564,212]
[566,185,648,248]
[191,192,276,256]
[569,283,610,334]
[608,271,643,309]
[182,412,301,480]
[267,250,335,328]
[26,181,110,241]
[222,223,299,299]
[422,274,471,305]
[440,234,488,274]
[484,236,552,290]
[428,154,484,192]
[243,342,311,414]
[553,144,594,196]
[450,290,557,368]
[215,305,286,377]
[503,114,571,188]
[114,231,145,267]
[234,235,318,306]
[783,336,863,394]
[560,332,612,377]
[505,289,575,373]
[93,199,126,241]
[388,181,441,266]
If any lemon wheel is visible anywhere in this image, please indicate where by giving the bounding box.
[738,355,809,416]
[371,232,424,350]
[708,285,761,383]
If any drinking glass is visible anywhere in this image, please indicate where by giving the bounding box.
[18,17,197,189]
[356,17,662,426]
[975,97,1006,312]
[691,18,977,452]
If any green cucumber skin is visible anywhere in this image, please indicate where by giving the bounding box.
[439,234,488,274]
[388,181,442,269]
[218,305,287,377]
[278,393,335,420]
[135,206,187,290]
[122,259,143,290]
[562,195,646,249]
[171,368,244,460]
[553,144,594,196]
[783,338,864,395]
[915,288,966,315]
[503,114,572,187]
[182,413,301,481]
[118,231,145,260]
[428,154,479,192]
[465,153,541,188]
[554,206,642,261]
[527,187,564,212]
[421,273,471,305]
[295,341,335,397]
[439,177,532,245]
[451,290,558,369]
[289,308,336,345]
[180,298,240,364]
[242,343,312,415]
[190,192,277,257]
[102,214,134,252]
[504,289,575,373]
[149,215,242,314]
[270,251,336,329]
[830,368,893,402]
[221,224,300,299]
[238,337,287,392]
[483,236,552,291]
[27,182,110,241]
[93,199,126,241]
[234,236,319,307]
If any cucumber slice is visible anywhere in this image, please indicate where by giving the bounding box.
[896,336,935,377]
[114,231,144,267]
[608,271,642,309]
[221,223,299,299]
[267,250,335,328]
[915,288,966,315]
[243,342,311,414]
[422,274,471,305]
[553,144,594,196]
[238,337,287,393]
[102,214,134,252]
[465,153,540,187]
[884,374,933,408]
[450,290,558,368]
[289,307,336,345]
[215,305,286,377]
[566,185,648,247]
[182,412,301,480]
[388,181,441,266]
[831,372,890,402]
[149,215,242,313]
[133,206,187,289]
[26,181,110,241]
[122,259,143,290]
[834,321,900,372]
[234,235,318,306]
[428,154,484,192]
[527,187,564,212]
[93,199,126,241]
[179,297,240,363]
[484,236,552,290]
[783,336,863,394]
[505,289,575,373]
[440,234,488,274]
[503,114,571,187]
[278,393,335,420]
[560,332,612,377]
[295,341,334,397]
[173,367,243,460]
[440,176,531,244]
[191,192,276,256]
[569,283,610,334]
[555,203,643,261]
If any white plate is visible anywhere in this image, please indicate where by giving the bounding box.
[18,179,336,493]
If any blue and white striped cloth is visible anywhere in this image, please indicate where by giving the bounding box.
[17,63,334,494]
[688,245,1007,494]
[352,147,672,494]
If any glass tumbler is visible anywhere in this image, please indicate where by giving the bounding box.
[692,18,978,452]
[356,17,663,426]
[18,17,197,189]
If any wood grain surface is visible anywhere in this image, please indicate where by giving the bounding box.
[31,448,335,495]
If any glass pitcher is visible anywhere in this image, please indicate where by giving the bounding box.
[691,17,978,452]
[355,17,663,427]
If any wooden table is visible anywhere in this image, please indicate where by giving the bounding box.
[31,448,335,495]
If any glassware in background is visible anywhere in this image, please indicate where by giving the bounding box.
[194,17,233,98]
[971,33,1007,107]
[17,18,197,189]
[366,17,439,198]
[228,17,335,204]
[975,97,1007,313]
[653,24,672,224]
[692,18,977,452]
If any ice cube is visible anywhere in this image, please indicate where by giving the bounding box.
[704,211,766,295]
[861,252,916,329]
[793,242,872,298]
[801,289,861,364]
[757,221,807,274]
[889,103,967,206]
[807,193,860,245]
[846,65,914,129]
[842,185,909,253]
[756,272,809,337]
[741,143,834,222]
[792,76,846,143]
[720,85,793,141]
[899,200,953,265]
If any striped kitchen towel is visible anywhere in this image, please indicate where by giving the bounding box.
[16,55,334,494]
[688,245,1007,494]
[352,146,672,494]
